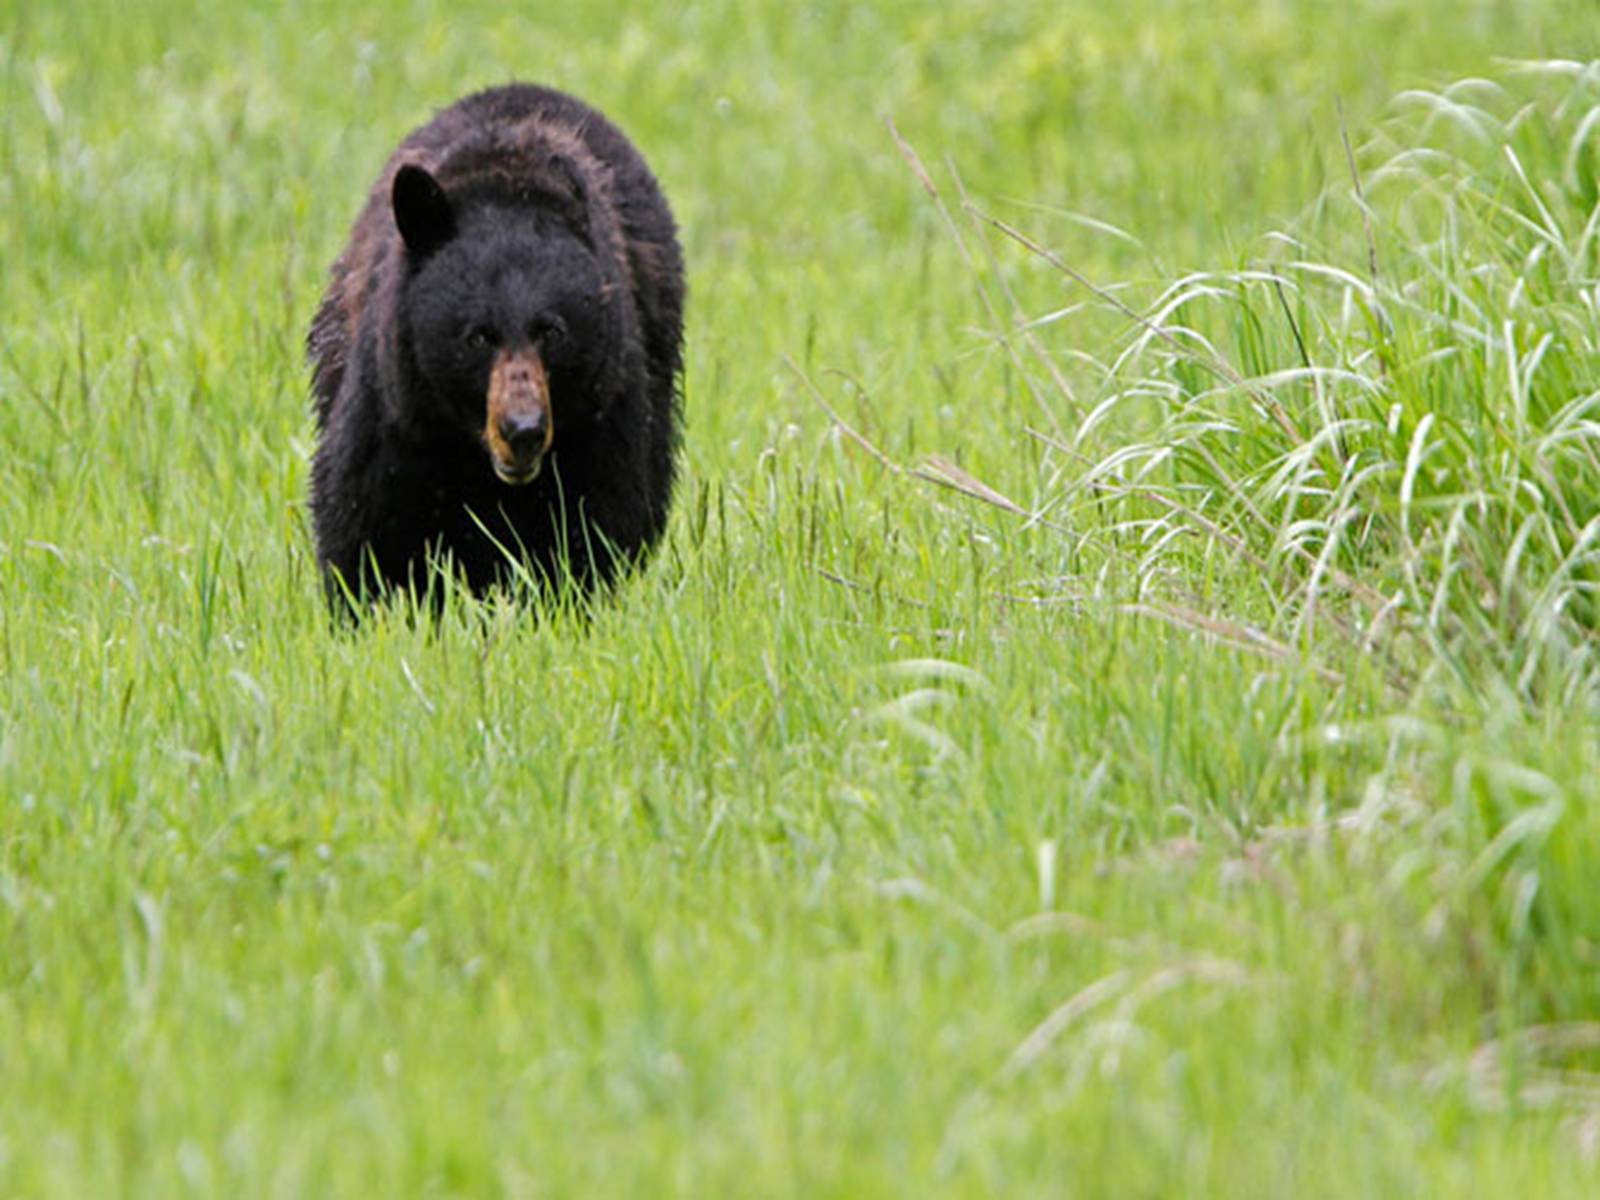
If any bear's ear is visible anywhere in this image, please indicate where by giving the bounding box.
[545,154,593,244]
[392,164,455,257]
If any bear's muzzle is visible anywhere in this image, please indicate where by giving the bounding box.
[485,349,553,485]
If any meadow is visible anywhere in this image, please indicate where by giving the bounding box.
[4,0,1600,1194]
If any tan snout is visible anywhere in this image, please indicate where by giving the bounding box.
[485,349,553,486]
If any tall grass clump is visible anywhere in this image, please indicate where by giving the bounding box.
[876,62,1600,1036]
[965,62,1600,708]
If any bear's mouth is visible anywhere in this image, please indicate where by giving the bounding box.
[492,456,544,486]
[484,348,554,487]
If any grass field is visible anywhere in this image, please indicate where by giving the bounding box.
[5,1,1600,1194]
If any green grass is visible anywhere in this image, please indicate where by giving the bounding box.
[4,1,1600,1194]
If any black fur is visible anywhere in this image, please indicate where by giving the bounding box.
[307,84,685,608]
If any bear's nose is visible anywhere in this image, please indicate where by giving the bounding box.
[498,410,549,458]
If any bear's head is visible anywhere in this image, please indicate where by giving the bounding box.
[390,162,620,487]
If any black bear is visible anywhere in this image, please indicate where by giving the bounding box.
[307,84,685,608]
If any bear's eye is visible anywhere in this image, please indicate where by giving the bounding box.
[531,316,567,349]
[464,326,497,350]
